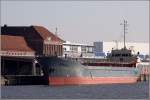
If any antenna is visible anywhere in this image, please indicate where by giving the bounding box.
[113,40,118,49]
[55,27,58,36]
[120,20,128,49]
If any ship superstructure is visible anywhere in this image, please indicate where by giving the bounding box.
[81,20,138,67]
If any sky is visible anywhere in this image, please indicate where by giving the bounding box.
[1,1,149,44]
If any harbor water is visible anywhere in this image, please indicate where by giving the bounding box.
[1,81,149,99]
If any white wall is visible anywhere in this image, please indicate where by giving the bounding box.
[63,45,70,51]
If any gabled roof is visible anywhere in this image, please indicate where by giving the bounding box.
[1,35,33,52]
[32,26,64,42]
[1,25,64,43]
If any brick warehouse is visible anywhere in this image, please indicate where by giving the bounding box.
[1,25,64,85]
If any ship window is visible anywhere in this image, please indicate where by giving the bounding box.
[114,54,121,57]
[122,54,126,57]
[122,54,129,57]
[120,58,123,61]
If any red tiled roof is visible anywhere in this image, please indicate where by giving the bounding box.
[1,35,33,52]
[33,26,64,42]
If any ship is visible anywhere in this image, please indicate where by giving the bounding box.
[36,20,140,86]
[37,56,140,85]
[81,47,138,67]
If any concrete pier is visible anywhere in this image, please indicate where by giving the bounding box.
[2,75,46,85]
[1,56,47,85]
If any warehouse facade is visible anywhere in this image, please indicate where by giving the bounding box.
[1,25,64,57]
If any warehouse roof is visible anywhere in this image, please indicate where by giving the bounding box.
[1,35,34,52]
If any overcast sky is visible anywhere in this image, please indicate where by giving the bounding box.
[1,1,149,44]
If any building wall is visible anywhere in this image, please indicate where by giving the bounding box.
[93,41,104,56]
[94,42,103,52]
[63,42,94,57]
[43,44,63,56]
[26,39,43,55]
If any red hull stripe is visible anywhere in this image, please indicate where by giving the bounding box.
[49,77,138,85]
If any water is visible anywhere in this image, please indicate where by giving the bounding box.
[1,81,149,99]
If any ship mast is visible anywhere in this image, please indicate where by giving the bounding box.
[121,20,128,49]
